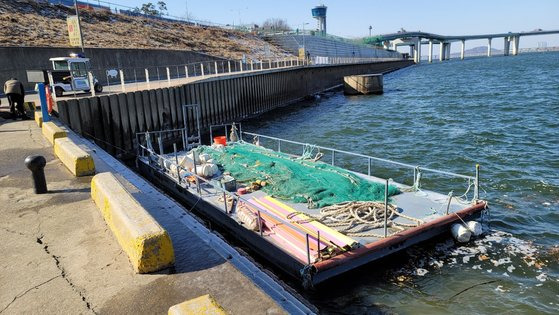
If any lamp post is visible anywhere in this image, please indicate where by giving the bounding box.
[369,25,372,37]
[73,0,85,52]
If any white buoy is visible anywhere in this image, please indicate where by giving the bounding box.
[451,223,472,243]
[467,221,483,236]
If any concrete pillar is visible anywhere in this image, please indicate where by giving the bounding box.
[503,37,510,56]
[185,65,189,78]
[439,42,445,61]
[383,41,389,50]
[200,63,205,76]
[215,61,218,74]
[239,60,243,72]
[228,61,231,73]
[512,36,519,56]
[416,39,421,63]
[445,43,451,60]
[487,38,492,57]
[409,45,414,59]
[460,40,465,60]
[428,40,433,63]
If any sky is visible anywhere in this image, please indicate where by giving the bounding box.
[99,0,559,52]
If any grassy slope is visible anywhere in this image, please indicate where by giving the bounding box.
[0,0,290,60]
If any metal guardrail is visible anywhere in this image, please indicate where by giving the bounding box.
[241,131,480,200]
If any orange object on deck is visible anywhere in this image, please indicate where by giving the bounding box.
[214,136,227,146]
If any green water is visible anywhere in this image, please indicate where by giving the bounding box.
[244,52,559,314]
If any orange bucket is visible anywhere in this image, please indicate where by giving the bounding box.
[213,136,227,146]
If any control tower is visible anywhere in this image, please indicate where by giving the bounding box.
[311,5,327,35]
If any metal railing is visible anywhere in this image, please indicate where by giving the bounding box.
[136,127,323,264]
[241,131,480,200]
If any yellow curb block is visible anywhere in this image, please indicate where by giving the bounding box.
[42,121,67,144]
[34,111,43,127]
[168,295,226,315]
[54,137,95,176]
[91,172,175,273]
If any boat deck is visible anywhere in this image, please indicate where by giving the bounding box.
[136,127,486,287]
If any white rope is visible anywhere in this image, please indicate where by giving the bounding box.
[313,201,424,238]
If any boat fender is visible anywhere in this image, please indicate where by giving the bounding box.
[237,206,259,231]
[178,155,194,170]
[199,153,211,164]
[451,223,471,243]
[466,221,483,236]
[196,163,218,177]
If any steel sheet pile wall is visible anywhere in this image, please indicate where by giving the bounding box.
[57,60,413,157]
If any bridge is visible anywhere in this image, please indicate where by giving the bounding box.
[376,29,559,63]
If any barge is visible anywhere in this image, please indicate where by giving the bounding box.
[136,107,488,288]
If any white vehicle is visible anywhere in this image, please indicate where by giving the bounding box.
[49,54,103,97]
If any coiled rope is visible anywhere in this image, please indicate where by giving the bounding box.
[315,201,425,238]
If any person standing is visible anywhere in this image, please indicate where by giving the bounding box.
[4,78,26,119]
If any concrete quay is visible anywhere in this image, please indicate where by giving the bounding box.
[0,112,312,314]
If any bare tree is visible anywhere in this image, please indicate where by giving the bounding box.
[262,18,292,31]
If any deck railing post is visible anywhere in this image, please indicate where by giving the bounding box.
[306,234,311,264]
[384,179,389,237]
[368,158,371,176]
[158,135,164,155]
[474,164,480,201]
[257,210,263,236]
[173,143,180,183]
[317,230,321,259]
[223,191,228,214]
[331,150,335,166]
[277,139,281,152]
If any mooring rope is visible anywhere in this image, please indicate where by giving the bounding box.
[314,201,424,238]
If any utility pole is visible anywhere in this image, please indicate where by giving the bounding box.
[73,0,85,52]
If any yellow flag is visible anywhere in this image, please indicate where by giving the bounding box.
[66,15,82,47]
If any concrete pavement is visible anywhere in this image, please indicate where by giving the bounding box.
[0,112,310,314]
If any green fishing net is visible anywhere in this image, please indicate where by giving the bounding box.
[199,142,400,208]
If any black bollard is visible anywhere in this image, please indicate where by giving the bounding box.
[24,155,47,194]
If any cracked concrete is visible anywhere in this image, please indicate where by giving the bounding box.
[0,113,291,314]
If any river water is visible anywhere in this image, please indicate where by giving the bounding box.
[244,52,559,314]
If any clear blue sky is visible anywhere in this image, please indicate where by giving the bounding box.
[102,0,559,51]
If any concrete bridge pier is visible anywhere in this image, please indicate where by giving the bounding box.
[503,37,510,56]
[460,40,465,60]
[512,36,520,55]
[445,43,451,60]
[428,40,433,63]
[413,38,422,63]
[439,42,445,61]
[487,38,492,57]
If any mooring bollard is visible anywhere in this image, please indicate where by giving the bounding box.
[24,155,47,194]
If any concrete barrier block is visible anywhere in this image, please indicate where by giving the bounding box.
[42,121,67,144]
[91,172,175,273]
[168,295,226,315]
[34,111,43,127]
[54,137,95,176]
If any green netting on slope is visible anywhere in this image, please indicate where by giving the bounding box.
[198,142,400,208]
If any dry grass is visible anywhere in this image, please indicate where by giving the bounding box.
[0,0,291,60]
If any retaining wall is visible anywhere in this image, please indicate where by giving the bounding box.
[0,46,224,91]
[56,60,414,157]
